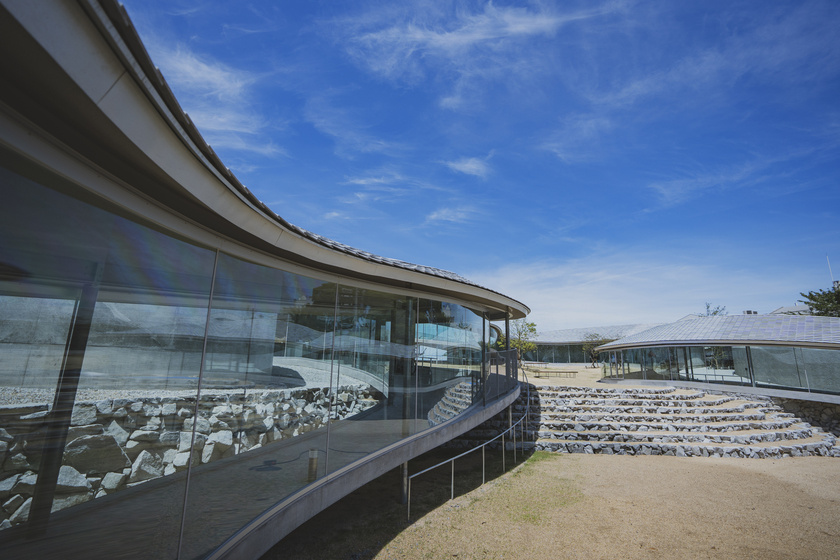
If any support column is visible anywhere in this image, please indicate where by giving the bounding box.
[400,462,409,504]
[29,266,100,535]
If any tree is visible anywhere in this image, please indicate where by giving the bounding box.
[798,284,840,317]
[498,319,537,360]
[701,302,727,316]
[581,332,615,368]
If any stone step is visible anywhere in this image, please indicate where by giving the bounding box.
[449,384,839,459]
[533,433,836,458]
[538,397,739,408]
[536,386,682,395]
[538,418,801,433]
[427,382,474,426]
[542,401,769,414]
[537,389,711,400]
[536,425,818,444]
[537,411,770,423]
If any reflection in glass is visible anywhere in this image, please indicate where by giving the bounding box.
[750,346,807,390]
[180,255,338,559]
[0,154,511,559]
[801,348,839,394]
[0,167,215,558]
[326,286,415,475]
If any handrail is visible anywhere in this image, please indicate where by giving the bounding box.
[406,358,531,521]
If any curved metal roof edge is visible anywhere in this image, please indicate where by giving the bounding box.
[94,0,529,317]
[596,314,840,351]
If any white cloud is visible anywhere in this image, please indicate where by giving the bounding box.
[155,45,252,102]
[468,252,814,332]
[587,3,840,110]
[334,2,619,107]
[543,114,613,163]
[304,96,401,157]
[341,169,446,202]
[443,155,492,178]
[143,42,285,158]
[425,206,479,224]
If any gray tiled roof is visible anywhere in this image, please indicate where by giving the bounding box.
[598,315,840,349]
[535,323,666,344]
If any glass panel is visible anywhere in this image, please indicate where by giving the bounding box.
[751,346,807,390]
[326,286,415,474]
[687,346,737,384]
[622,349,644,379]
[417,300,483,422]
[800,347,840,394]
[0,164,214,558]
[641,347,670,380]
[536,345,554,363]
[179,254,336,559]
[568,344,586,363]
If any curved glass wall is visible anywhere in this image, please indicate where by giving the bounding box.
[0,154,511,558]
[601,344,840,395]
[523,344,586,363]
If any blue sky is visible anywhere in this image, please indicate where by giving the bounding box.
[120,0,840,331]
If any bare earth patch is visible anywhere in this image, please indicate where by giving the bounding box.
[269,451,840,560]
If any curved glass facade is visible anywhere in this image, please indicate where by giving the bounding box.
[0,155,515,557]
[601,344,840,395]
[522,344,587,364]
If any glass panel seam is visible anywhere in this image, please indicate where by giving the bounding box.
[177,247,220,560]
[324,282,340,476]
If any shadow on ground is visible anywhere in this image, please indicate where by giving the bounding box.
[261,445,535,560]
[260,385,540,560]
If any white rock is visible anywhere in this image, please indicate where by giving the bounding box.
[51,492,91,513]
[208,431,233,452]
[9,497,31,524]
[101,472,126,492]
[71,404,98,426]
[129,451,163,483]
[55,465,91,494]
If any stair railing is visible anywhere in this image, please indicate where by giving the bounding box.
[406,360,531,522]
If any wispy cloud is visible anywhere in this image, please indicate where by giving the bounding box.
[148,42,285,157]
[443,153,493,178]
[469,252,812,331]
[155,44,252,101]
[332,2,619,107]
[588,3,840,110]
[543,114,613,163]
[304,95,402,157]
[425,205,481,224]
[644,146,821,209]
[341,169,445,206]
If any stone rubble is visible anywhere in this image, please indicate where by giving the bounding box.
[427,382,475,426]
[450,385,840,460]
[0,384,377,529]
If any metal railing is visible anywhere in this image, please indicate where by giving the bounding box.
[406,363,531,522]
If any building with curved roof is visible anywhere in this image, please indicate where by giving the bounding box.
[0,1,528,558]
[597,314,840,396]
[527,323,665,363]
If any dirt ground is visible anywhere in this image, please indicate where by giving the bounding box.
[267,369,840,559]
[267,450,840,560]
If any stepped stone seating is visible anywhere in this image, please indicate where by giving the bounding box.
[458,385,840,458]
[428,382,475,426]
